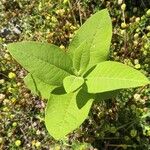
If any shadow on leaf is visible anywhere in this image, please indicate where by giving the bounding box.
[76,85,94,109]
[51,86,66,95]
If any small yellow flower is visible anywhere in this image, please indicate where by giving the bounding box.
[130,130,137,137]
[60,45,65,49]
[146,9,150,17]
[3,99,9,105]
[10,114,15,119]
[118,0,123,5]
[134,33,139,39]
[12,122,17,127]
[0,79,5,84]
[147,130,150,136]
[11,98,17,103]
[3,107,9,112]
[121,4,126,11]
[4,53,10,60]
[146,26,150,31]
[32,140,36,146]
[17,82,21,86]
[143,51,147,56]
[134,94,141,100]
[8,87,14,93]
[46,15,50,20]
[8,72,16,79]
[63,0,69,4]
[0,137,3,143]
[135,17,140,22]
[38,2,42,11]
[120,29,125,35]
[51,16,57,22]
[135,64,141,69]
[15,140,21,146]
[70,25,76,30]
[56,9,65,16]
[144,43,149,49]
[133,40,138,46]
[35,141,41,148]
[121,22,127,28]
[36,130,41,135]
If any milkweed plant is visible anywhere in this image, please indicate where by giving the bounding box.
[7,9,150,140]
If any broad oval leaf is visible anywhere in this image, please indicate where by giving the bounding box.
[45,90,93,140]
[8,41,72,86]
[86,61,150,93]
[68,9,112,69]
[95,90,120,102]
[63,75,84,93]
[73,40,90,75]
[24,73,56,99]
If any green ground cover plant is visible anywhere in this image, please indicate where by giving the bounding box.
[7,9,149,140]
[0,0,150,149]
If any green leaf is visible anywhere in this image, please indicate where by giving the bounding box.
[45,90,93,140]
[51,86,66,95]
[8,41,72,86]
[95,90,120,102]
[24,73,56,99]
[73,40,90,75]
[76,86,95,109]
[63,75,84,93]
[68,9,112,69]
[86,61,150,93]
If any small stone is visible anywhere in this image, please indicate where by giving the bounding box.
[13,27,21,35]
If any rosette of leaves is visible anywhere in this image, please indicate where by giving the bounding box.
[7,9,149,140]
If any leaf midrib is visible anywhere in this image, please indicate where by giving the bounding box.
[56,94,75,131]
[87,77,148,82]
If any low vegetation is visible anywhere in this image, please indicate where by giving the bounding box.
[0,0,150,149]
